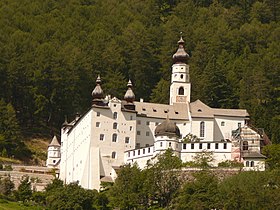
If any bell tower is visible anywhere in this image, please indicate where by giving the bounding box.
[170,35,191,105]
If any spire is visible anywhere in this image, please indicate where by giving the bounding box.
[49,135,60,147]
[92,75,105,106]
[172,32,189,64]
[124,79,135,103]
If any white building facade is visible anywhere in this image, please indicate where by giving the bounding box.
[50,36,267,190]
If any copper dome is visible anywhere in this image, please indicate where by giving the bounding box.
[155,116,180,137]
[172,36,189,64]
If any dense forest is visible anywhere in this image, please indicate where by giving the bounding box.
[0,0,279,156]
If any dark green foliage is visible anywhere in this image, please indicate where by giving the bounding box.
[46,182,99,210]
[172,171,219,210]
[262,144,280,170]
[15,176,32,202]
[0,0,279,143]
[109,149,183,209]
[0,176,15,196]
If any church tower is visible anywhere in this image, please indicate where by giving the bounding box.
[169,35,191,105]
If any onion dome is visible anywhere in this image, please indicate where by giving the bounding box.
[92,75,104,100]
[124,80,135,103]
[172,34,189,64]
[155,116,180,137]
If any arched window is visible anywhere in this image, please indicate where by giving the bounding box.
[250,161,254,167]
[112,134,117,142]
[113,122,118,129]
[200,122,205,137]
[112,151,116,159]
[113,112,117,119]
[178,87,184,95]
[246,161,250,167]
[243,141,248,150]
[180,74,184,79]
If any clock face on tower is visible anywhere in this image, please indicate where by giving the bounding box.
[176,96,187,103]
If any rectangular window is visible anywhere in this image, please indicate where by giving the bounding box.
[128,152,130,157]
[207,143,211,149]
[137,131,141,135]
[148,148,151,153]
[130,126,133,131]
[146,121,150,125]
[223,143,227,149]
[100,134,104,141]
[199,143,202,149]
[97,112,100,117]
[169,142,172,147]
[130,116,133,120]
[137,120,141,125]
[143,149,145,154]
[215,143,219,149]
[146,131,150,136]
[160,142,163,147]
[183,144,186,149]
[138,150,140,155]
[136,143,140,149]
[133,151,135,156]
[238,122,241,128]
[145,144,149,147]
[96,122,100,127]
[125,137,130,144]
[191,143,194,149]
[112,134,117,142]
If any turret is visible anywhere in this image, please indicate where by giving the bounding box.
[123,80,136,111]
[170,34,191,105]
[46,135,61,168]
[92,75,105,106]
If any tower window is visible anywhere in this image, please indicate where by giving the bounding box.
[112,152,116,159]
[112,134,117,142]
[178,87,184,95]
[180,74,183,79]
[113,112,117,119]
[200,122,205,137]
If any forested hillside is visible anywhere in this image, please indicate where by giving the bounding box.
[0,0,279,150]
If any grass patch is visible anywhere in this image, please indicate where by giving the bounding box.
[0,199,43,210]
[0,157,21,165]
